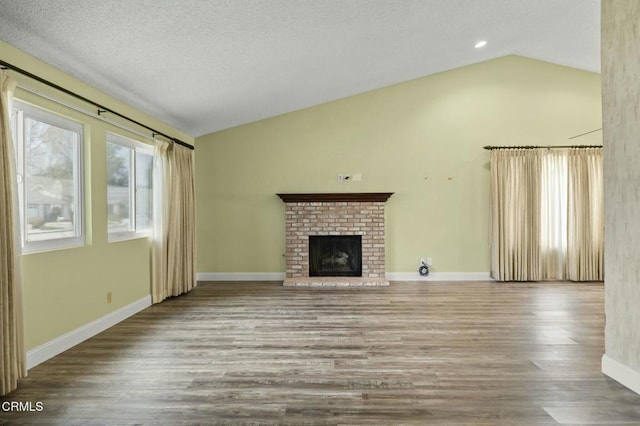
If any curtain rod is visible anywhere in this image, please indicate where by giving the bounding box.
[18,81,156,144]
[0,59,194,150]
[483,145,603,150]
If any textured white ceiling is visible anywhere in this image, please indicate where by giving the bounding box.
[0,0,600,137]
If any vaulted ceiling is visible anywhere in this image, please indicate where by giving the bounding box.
[0,0,600,137]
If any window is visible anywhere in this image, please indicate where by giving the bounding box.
[106,133,153,241]
[11,101,85,253]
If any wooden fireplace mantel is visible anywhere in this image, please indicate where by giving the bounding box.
[277,192,394,203]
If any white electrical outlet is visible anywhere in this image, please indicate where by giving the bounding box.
[426,257,433,266]
[337,174,344,182]
[353,173,362,181]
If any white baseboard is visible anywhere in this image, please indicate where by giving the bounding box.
[197,272,286,282]
[196,272,492,282]
[602,354,640,396]
[386,272,492,281]
[26,295,152,369]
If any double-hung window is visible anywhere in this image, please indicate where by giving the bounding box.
[11,101,85,253]
[106,133,153,241]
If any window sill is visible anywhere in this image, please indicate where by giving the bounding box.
[108,232,152,243]
[22,238,86,255]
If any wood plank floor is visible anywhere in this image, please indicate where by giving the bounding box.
[2,281,640,425]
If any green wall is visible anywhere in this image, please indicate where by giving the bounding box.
[1,41,194,350]
[195,55,602,275]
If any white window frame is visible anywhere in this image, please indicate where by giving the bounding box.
[11,100,85,254]
[106,133,154,242]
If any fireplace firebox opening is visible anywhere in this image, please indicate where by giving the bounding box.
[309,235,362,277]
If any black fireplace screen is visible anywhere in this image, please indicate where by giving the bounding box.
[309,235,362,277]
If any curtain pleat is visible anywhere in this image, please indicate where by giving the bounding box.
[1,70,26,395]
[490,147,603,282]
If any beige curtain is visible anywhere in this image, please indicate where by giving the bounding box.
[567,148,604,281]
[151,140,170,303]
[540,150,569,280]
[167,144,196,296]
[151,142,196,303]
[1,70,26,395]
[490,147,603,282]
[490,149,542,281]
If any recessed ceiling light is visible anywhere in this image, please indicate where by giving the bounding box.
[475,40,488,49]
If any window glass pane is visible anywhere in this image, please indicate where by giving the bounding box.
[135,151,153,232]
[106,134,153,240]
[24,117,79,242]
[107,142,131,234]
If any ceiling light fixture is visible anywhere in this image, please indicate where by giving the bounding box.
[474,40,488,49]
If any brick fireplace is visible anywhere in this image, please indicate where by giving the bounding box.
[277,193,393,287]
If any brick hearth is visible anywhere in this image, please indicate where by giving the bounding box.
[277,193,393,287]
